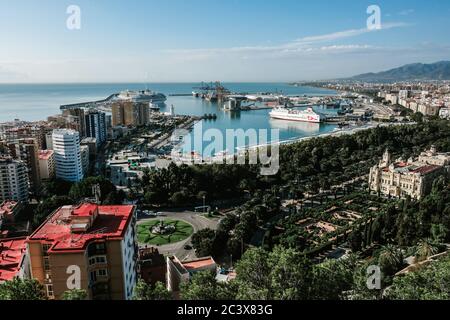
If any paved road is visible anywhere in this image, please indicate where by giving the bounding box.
[137,210,220,261]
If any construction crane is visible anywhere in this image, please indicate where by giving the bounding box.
[192,81,231,101]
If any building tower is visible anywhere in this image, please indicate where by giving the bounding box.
[0,157,29,202]
[7,138,41,194]
[52,129,84,182]
[84,110,107,146]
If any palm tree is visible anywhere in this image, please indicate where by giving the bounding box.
[415,239,441,262]
[378,244,404,276]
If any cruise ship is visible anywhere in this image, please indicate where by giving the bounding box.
[115,90,167,106]
[269,106,324,123]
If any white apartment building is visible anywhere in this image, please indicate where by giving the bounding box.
[52,129,84,182]
[0,158,29,202]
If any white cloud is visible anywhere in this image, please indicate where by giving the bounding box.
[399,9,414,16]
[164,22,409,60]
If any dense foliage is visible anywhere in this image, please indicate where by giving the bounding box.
[0,278,47,300]
[133,280,173,300]
[140,120,450,207]
[61,289,88,300]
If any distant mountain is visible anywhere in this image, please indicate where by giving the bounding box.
[348,61,450,82]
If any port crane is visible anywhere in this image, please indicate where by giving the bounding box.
[192,82,231,101]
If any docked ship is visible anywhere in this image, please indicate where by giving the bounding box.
[269,106,324,123]
[115,89,167,107]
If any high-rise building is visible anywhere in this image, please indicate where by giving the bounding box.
[112,103,126,127]
[45,132,53,150]
[62,108,86,137]
[38,150,55,180]
[84,110,107,146]
[27,203,138,300]
[0,157,29,202]
[7,138,41,193]
[52,129,84,182]
[111,102,149,127]
[80,145,90,176]
[4,126,46,150]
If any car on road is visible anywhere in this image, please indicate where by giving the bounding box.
[156,212,165,216]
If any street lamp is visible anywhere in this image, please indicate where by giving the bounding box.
[203,195,206,214]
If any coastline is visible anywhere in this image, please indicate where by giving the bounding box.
[175,121,417,164]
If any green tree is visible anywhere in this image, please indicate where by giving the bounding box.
[191,229,217,257]
[61,289,88,300]
[377,245,404,277]
[180,271,237,300]
[386,255,450,300]
[0,278,47,300]
[415,239,442,262]
[234,246,313,300]
[133,280,172,300]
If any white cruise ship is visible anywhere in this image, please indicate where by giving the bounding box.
[115,90,167,106]
[269,106,324,123]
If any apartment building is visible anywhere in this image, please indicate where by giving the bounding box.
[38,150,55,180]
[8,138,41,193]
[52,129,84,182]
[84,110,107,146]
[62,108,86,138]
[80,145,90,176]
[3,126,46,150]
[0,201,23,228]
[112,102,150,127]
[0,157,29,203]
[27,203,138,300]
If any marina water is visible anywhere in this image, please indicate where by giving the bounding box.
[0,83,338,154]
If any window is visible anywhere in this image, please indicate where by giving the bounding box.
[96,256,107,264]
[43,257,51,271]
[42,244,52,256]
[89,256,107,265]
[90,271,97,282]
[46,284,54,298]
[98,269,108,277]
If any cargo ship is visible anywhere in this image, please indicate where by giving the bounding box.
[269,106,324,123]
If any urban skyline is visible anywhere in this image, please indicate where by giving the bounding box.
[1,0,450,306]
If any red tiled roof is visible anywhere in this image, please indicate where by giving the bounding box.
[72,203,99,217]
[27,204,135,253]
[0,237,27,282]
[0,201,19,218]
[182,257,216,271]
[412,165,441,175]
[38,150,54,161]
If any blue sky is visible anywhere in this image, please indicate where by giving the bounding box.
[0,0,449,82]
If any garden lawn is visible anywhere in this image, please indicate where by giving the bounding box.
[137,219,194,245]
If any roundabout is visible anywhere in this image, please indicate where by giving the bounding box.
[137,219,194,246]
